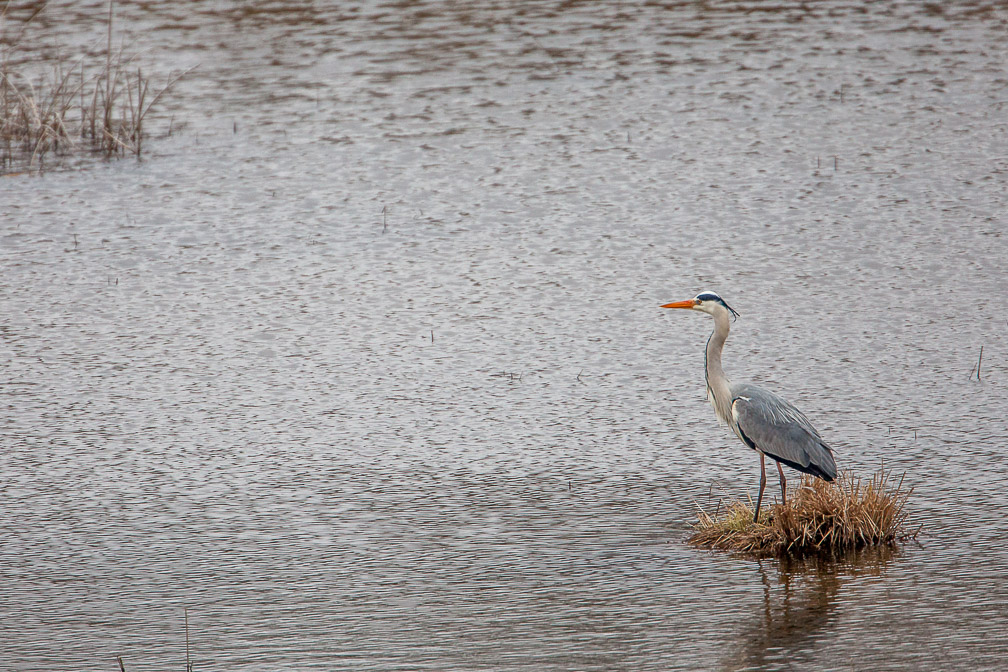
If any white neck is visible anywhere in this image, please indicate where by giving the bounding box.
[705,309,734,425]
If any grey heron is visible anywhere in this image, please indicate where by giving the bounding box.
[663,291,837,522]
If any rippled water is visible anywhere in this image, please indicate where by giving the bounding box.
[2,1,1007,670]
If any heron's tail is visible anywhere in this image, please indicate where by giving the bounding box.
[809,442,837,482]
[777,442,837,482]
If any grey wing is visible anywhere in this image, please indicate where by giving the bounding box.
[729,383,838,481]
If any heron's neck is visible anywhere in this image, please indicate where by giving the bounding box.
[705,311,733,424]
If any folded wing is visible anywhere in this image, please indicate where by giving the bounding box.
[730,383,837,481]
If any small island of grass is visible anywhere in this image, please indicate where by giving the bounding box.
[689,468,919,557]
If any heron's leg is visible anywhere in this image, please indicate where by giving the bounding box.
[776,461,787,504]
[754,453,767,523]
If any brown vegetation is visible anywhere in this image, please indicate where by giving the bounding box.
[1,2,189,173]
[688,468,919,557]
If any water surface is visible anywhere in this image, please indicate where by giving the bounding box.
[2,1,1007,670]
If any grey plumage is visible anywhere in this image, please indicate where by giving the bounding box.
[662,291,838,521]
[730,383,837,481]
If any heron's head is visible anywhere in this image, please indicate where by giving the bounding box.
[661,291,739,320]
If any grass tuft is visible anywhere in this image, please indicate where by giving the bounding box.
[1,1,190,173]
[688,468,919,557]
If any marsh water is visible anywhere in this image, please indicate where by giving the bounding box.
[2,1,1008,670]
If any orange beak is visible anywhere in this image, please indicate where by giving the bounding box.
[661,299,696,309]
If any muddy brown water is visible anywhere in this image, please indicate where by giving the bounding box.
[2,2,1007,670]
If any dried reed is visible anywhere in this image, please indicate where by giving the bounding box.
[1,1,190,173]
[688,468,918,557]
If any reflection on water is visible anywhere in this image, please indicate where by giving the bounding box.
[723,547,898,671]
[2,1,1008,671]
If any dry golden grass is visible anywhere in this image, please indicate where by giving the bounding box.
[688,469,919,557]
[1,2,189,173]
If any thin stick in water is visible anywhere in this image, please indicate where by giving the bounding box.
[969,345,984,381]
